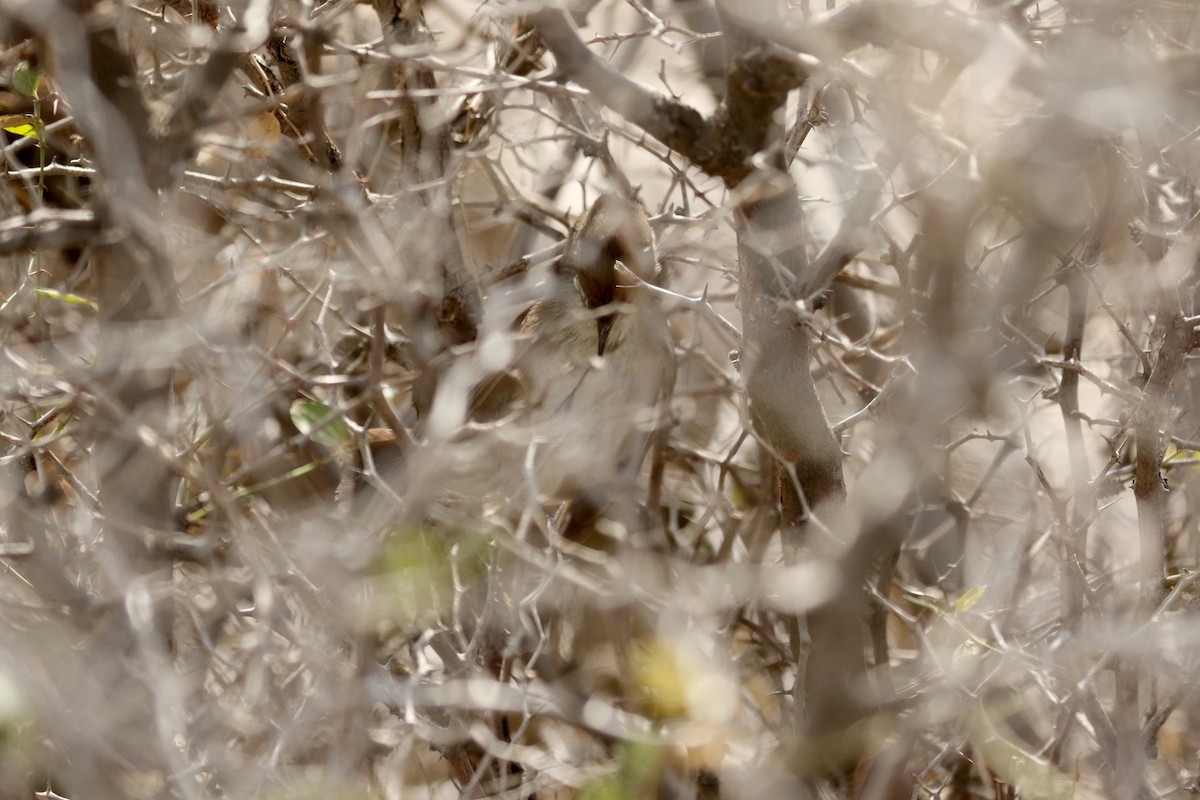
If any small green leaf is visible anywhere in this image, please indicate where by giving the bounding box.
[12,62,38,99]
[35,288,97,310]
[954,584,987,614]
[290,399,351,448]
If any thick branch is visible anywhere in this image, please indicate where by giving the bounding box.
[722,47,813,157]
[532,7,809,185]
[1132,310,1192,597]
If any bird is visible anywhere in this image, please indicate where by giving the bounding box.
[420,193,675,541]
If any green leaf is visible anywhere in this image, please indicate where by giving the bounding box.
[12,62,38,99]
[954,584,987,614]
[35,288,97,310]
[289,399,351,448]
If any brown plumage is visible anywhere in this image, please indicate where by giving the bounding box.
[429,194,674,525]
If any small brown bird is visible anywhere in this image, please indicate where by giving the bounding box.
[426,193,675,531]
[526,194,671,519]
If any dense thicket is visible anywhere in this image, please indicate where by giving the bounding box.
[1,1,1199,798]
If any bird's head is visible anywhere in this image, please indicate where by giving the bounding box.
[556,194,656,356]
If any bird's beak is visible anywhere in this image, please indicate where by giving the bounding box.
[596,314,613,357]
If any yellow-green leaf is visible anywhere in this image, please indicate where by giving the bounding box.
[35,288,97,310]
[633,638,689,718]
[0,115,38,140]
[12,62,38,99]
[954,584,987,614]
